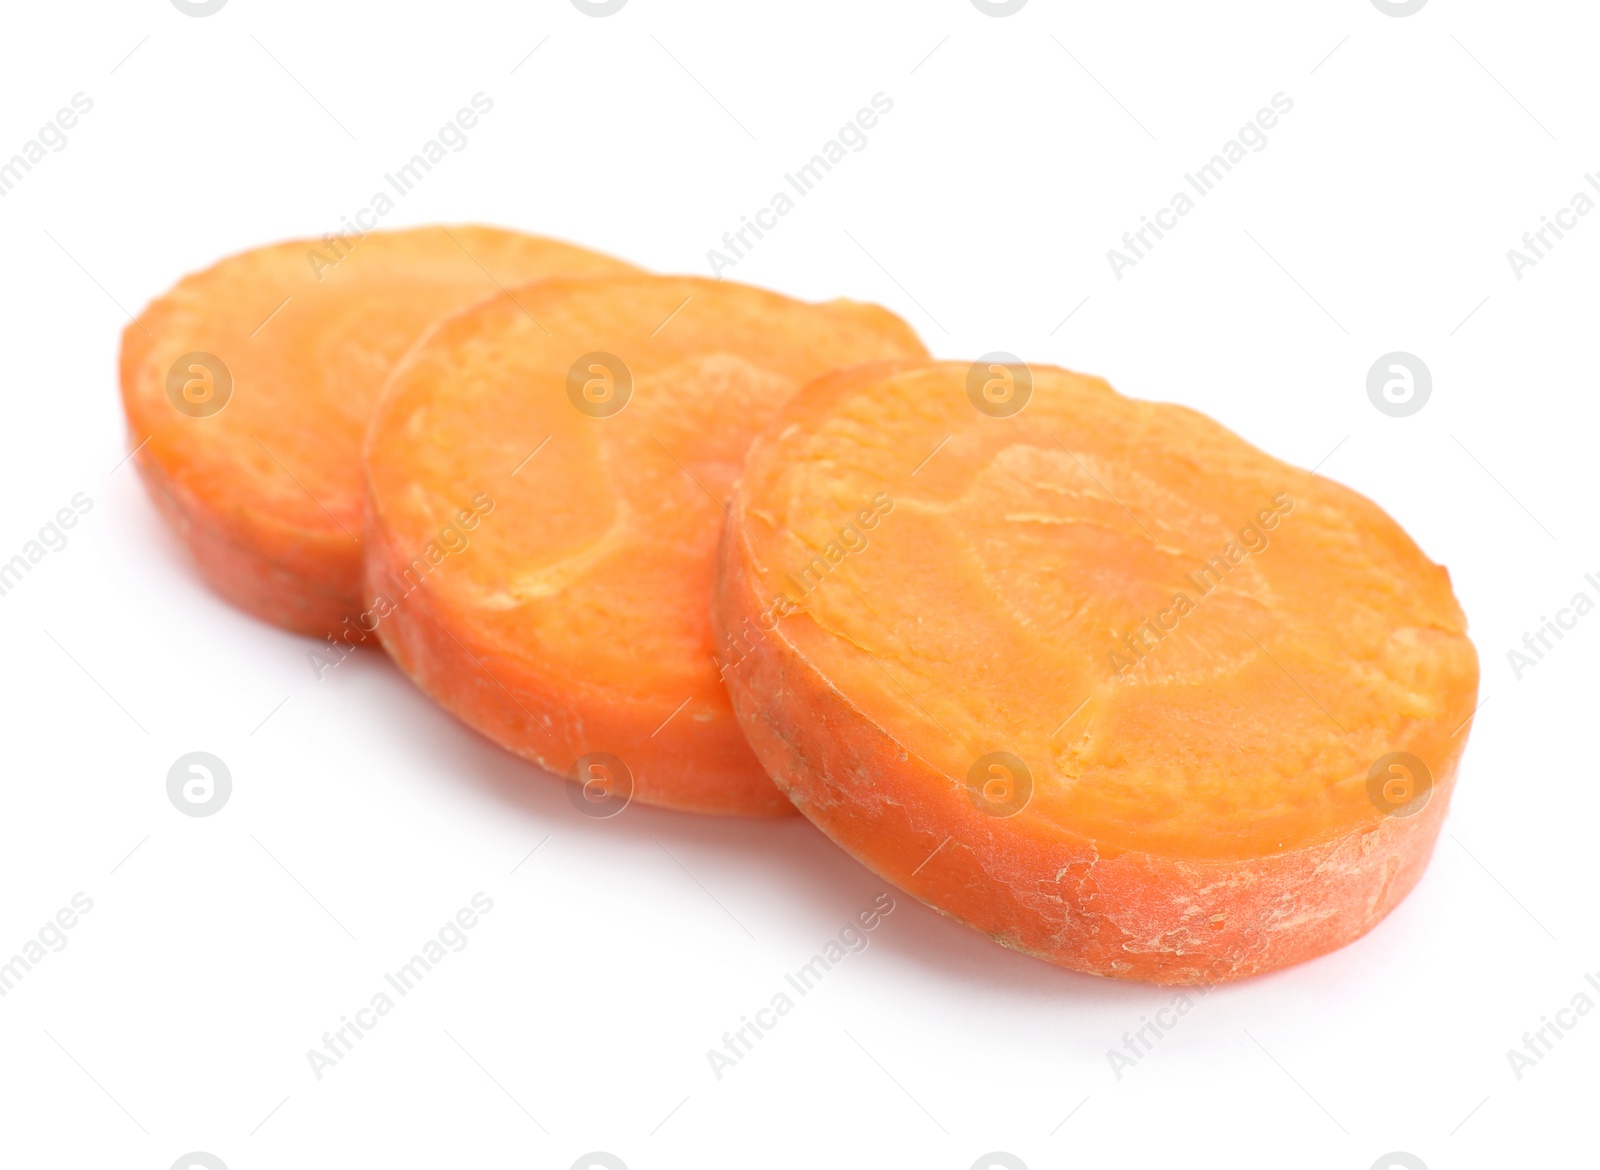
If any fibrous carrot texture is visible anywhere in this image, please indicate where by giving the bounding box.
[362,276,927,816]
[714,360,1479,981]
[119,226,635,636]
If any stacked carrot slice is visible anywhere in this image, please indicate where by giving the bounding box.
[363,275,926,815]
[714,361,1479,983]
[119,226,636,636]
[120,227,1478,983]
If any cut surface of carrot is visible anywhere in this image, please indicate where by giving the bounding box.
[119,226,636,636]
[714,360,1479,981]
[362,276,928,816]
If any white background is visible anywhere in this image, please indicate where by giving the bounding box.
[0,1,1594,1167]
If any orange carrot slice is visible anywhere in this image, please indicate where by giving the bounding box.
[119,226,636,636]
[362,276,927,816]
[715,359,1479,980]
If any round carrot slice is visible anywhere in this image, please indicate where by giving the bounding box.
[362,276,928,816]
[715,360,1479,980]
[119,226,636,636]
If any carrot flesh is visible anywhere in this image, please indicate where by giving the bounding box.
[362,276,928,816]
[118,226,636,636]
[714,360,1480,981]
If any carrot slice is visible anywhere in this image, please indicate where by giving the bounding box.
[119,226,636,636]
[715,360,1480,980]
[362,276,927,816]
